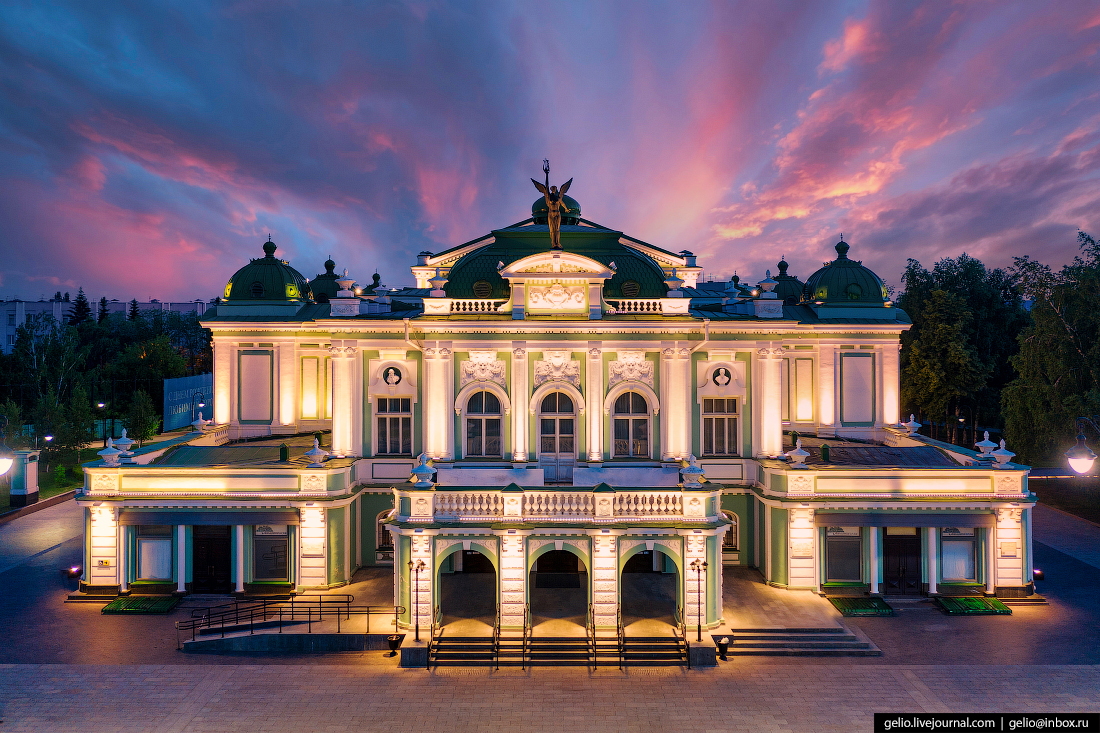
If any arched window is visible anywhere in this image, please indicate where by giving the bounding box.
[721,511,739,551]
[539,392,575,482]
[613,391,649,458]
[466,390,502,457]
[377,510,393,550]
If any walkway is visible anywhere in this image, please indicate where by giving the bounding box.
[1033,504,1100,569]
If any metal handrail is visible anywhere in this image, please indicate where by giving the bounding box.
[587,603,595,670]
[616,607,625,670]
[674,604,689,669]
[175,599,404,650]
[522,602,531,671]
[427,605,442,669]
[493,603,501,670]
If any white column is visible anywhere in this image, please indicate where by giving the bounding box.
[409,534,434,631]
[683,534,708,632]
[119,525,129,593]
[926,527,938,595]
[587,344,603,461]
[882,343,900,426]
[177,525,187,593]
[758,347,784,457]
[1024,508,1034,585]
[499,534,526,629]
[869,526,880,594]
[213,339,231,425]
[660,344,690,460]
[330,343,357,456]
[985,525,996,594]
[235,524,246,593]
[592,534,619,628]
[511,344,528,461]
[817,344,836,437]
[423,343,454,460]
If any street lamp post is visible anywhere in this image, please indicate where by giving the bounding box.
[191,392,207,422]
[408,559,426,642]
[97,402,107,447]
[690,558,707,642]
[1065,416,1100,475]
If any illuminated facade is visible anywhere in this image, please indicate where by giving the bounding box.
[75,190,1035,632]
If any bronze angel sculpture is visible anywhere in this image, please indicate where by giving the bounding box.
[532,160,572,251]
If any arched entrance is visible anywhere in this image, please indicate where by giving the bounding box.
[619,543,682,635]
[528,546,589,635]
[436,543,498,635]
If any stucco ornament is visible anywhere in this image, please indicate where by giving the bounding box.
[608,352,654,388]
[534,350,580,387]
[528,283,585,309]
[460,351,506,387]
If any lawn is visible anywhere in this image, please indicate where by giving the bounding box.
[1032,477,1100,525]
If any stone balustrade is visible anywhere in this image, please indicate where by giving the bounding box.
[419,486,707,522]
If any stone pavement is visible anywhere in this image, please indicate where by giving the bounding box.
[1033,504,1100,569]
[1,663,1097,731]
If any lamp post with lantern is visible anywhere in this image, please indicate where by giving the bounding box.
[408,559,426,642]
[1065,416,1100,475]
[97,402,108,447]
[689,558,707,641]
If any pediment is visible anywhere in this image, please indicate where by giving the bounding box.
[500,252,613,280]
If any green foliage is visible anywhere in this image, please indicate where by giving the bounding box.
[12,313,87,407]
[59,384,94,463]
[1002,231,1100,464]
[98,297,109,323]
[898,254,1027,443]
[128,299,140,320]
[0,399,28,449]
[69,287,92,325]
[126,390,160,447]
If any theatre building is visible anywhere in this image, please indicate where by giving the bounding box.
[76,181,1035,637]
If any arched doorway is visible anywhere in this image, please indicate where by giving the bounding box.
[437,546,498,635]
[620,547,681,635]
[537,391,576,483]
[529,548,589,635]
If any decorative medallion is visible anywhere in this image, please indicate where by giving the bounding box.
[608,352,654,388]
[533,351,580,387]
[712,367,732,386]
[528,283,585,310]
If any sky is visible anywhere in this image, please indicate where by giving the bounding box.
[0,0,1098,302]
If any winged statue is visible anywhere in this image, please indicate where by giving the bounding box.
[532,159,572,251]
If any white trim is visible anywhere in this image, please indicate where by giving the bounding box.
[603,381,660,416]
[454,381,512,416]
[529,382,585,415]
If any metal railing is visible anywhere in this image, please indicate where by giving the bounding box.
[587,603,596,670]
[427,605,442,669]
[674,603,690,669]
[616,607,625,670]
[522,602,531,671]
[175,595,403,649]
[493,603,501,670]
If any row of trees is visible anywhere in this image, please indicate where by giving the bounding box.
[0,297,211,467]
[899,231,1099,466]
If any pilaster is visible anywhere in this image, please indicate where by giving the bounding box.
[511,344,528,461]
[329,341,358,456]
[758,346,784,457]
[591,532,620,628]
[586,344,603,461]
[817,344,836,437]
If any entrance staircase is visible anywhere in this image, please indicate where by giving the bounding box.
[723,627,881,656]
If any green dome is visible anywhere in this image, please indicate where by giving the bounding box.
[532,194,581,225]
[223,238,312,302]
[802,240,888,304]
[308,256,339,303]
[444,227,667,300]
[773,258,805,305]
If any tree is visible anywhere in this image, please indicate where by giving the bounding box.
[69,287,92,325]
[126,390,160,447]
[59,384,94,464]
[902,290,991,440]
[128,299,140,321]
[898,254,1027,444]
[98,297,109,323]
[0,399,28,449]
[1002,231,1100,464]
[12,314,87,406]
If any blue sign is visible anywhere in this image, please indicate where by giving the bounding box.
[163,373,214,431]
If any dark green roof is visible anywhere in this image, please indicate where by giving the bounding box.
[444,225,669,299]
[308,257,339,302]
[224,239,312,303]
[773,258,805,305]
[803,240,888,304]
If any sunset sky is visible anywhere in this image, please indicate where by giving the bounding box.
[1,1,1098,302]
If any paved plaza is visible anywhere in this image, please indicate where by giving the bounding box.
[0,500,1097,730]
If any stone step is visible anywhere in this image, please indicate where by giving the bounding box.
[730,633,860,642]
[728,647,882,657]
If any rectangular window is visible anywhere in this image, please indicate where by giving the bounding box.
[239,350,273,422]
[136,525,173,581]
[6,335,13,346]
[840,353,874,424]
[825,528,862,582]
[376,398,412,455]
[6,313,13,326]
[702,398,739,456]
[941,539,977,581]
[253,525,289,581]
